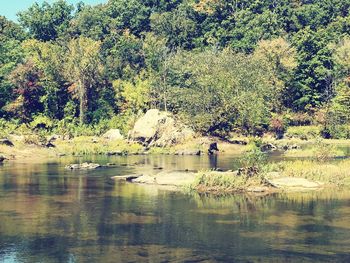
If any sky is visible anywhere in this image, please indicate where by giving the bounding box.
[1,0,107,21]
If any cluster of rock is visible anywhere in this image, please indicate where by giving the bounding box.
[113,171,197,187]
[112,169,324,193]
[260,142,300,152]
[128,109,194,147]
[65,163,101,170]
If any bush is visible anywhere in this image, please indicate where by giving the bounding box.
[269,114,286,139]
[312,138,343,161]
[284,112,313,126]
[321,125,350,139]
[285,126,321,140]
[239,143,267,172]
[30,115,54,130]
[23,133,47,146]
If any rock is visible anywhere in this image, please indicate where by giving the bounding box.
[208,142,219,155]
[103,129,124,140]
[0,155,6,163]
[129,109,194,147]
[132,175,156,184]
[65,163,101,170]
[174,150,201,155]
[155,171,197,186]
[112,174,142,181]
[47,134,61,143]
[266,177,322,189]
[282,144,300,150]
[238,167,259,177]
[45,142,56,148]
[229,139,248,145]
[261,143,277,152]
[247,187,268,193]
[106,151,124,156]
[0,139,14,147]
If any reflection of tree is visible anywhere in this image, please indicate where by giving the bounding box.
[1,163,350,262]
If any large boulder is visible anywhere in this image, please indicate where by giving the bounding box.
[103,129,124,140]
[129,109,194,147]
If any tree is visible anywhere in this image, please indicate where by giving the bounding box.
[291,27,334,110]
[0,16,26,115]
[65,37,103,124]
[8,60,43,122]
[150,4,197,49]
[153,48,275,135]
[18,0,74,41]
[253,38,297,111]
[22,39,68,119]
[106,0,150,36]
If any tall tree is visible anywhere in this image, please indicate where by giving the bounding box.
[65,37,103,124]
[18,0,74,41]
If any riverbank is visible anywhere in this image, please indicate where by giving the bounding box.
[0,134,249,163]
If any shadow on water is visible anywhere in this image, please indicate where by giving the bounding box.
[1,155,350,262]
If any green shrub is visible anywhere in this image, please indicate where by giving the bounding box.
[312,138,344,161]
[239,144,267,171]
[285,125,321,140]
[30,115,54,130]
[321,125,350,139]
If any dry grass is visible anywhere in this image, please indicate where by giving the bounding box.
[269,159,350,188]
[189,171,264,193]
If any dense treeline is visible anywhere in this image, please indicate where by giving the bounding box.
[2,0,350,138]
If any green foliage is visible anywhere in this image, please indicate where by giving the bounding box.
[3,0,350,137]
[285,126,321,140]
[312,138,343,162]
[239,144,267,171]
[152,48,274,135]
[190,169,264,193]
[18,0,74,41]
[30,115,54,130]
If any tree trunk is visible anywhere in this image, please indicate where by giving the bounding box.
[79,79,86,125]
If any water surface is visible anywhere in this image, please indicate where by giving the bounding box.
[1,155,350,262]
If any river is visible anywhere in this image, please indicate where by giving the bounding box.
[1,155,350,262]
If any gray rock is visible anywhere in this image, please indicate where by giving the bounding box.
[155,171,197,186]
[103,129,124,140]
[261,143,277,152]
[65,163,101,170]
[174,150,201,155]
[106,151,124,156]
[129,109,194,147]
[247,187,268,193]
[0,139,14,147]
[0,155,6,163]
[112,174,142,181]
[282,144,301,150]
[266,177,322,189]
[132,175,156,184]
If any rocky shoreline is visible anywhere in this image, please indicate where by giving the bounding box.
[111,169,325,194]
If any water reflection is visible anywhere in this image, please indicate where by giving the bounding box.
[1,156,350,262]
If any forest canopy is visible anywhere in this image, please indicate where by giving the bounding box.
[2,0,350,138]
